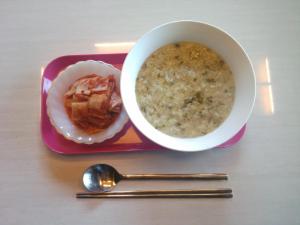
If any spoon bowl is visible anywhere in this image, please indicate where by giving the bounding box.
[83,164,123,192]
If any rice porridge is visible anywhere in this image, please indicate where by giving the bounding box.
[135,42,235,137]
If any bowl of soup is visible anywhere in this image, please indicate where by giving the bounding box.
[121,21,255,151]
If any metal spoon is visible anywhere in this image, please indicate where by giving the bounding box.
[83,164,228,192]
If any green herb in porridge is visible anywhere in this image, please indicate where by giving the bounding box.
[135,41,235,137]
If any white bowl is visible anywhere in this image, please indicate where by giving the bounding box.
[47,60,128,144]
[121,21,256,152]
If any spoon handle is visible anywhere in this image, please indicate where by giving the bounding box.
[122,173,228,180]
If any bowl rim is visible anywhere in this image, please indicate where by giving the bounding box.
[121,20,256,152]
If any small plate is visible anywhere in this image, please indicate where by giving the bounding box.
[40,53,246,155]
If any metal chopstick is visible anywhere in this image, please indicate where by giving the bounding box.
[76,189,233,198]
[76,193,233,198]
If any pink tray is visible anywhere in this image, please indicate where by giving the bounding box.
[41,53,246,154]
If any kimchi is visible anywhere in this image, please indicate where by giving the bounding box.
[64,74,122,134]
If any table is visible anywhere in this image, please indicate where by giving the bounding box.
[1,1,299,224]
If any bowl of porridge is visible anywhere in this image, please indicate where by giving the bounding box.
[121,21,255,151]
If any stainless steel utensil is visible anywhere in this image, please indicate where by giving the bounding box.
[83,164,228,192]
[77,189,233,198]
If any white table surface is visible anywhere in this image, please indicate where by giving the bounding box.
[1,1,300,224]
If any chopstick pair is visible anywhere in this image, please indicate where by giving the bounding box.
[76,189,233,198]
